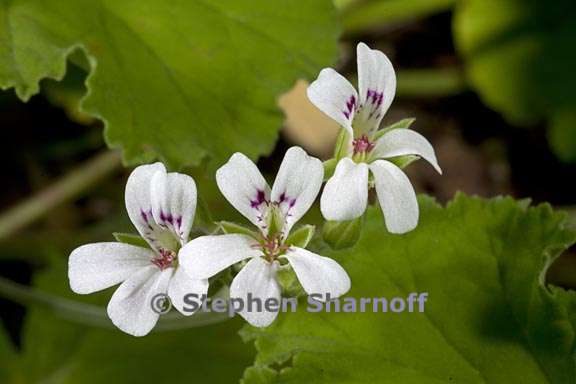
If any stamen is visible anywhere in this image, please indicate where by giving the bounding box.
[152,249,176,270]
[256,232,290,262]
[353,135,375,155]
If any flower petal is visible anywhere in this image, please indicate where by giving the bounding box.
[230,257,281,327]
[271,147,323,234]
[372,129,442,174]
[107,265,173,337]
[167,267,209,316]
[356,42,396,133]
[370,160,418,234]
[216,153,271,231]
[179,234,261,279]
[125,163,165,236]
[150,171,198,245]
[125,163,175,251]
[68,242,154,294]
[320,158,369,221]
[284,247,350,300]
[307,68,358,135]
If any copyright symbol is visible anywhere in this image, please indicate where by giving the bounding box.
[150,293,172,314]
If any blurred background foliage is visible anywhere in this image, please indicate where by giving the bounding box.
[1,0,576,382]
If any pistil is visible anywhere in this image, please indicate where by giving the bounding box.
[152,248,176,270]
[352,134,375,155]
[254,233,290,262]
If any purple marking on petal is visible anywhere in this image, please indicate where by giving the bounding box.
[367,89,383,106]
[274,192,294,207]
[250,189,267,208]
[363,89,385,120]
[346,95,356,112]
[140,209,154,230]
[342,95,357,121]
[159,211,174,227]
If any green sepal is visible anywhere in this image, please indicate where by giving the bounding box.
[372,117,416,141]
[323,158,338,181]
[333,129,351,160]
[285,225,315,248]
[113,233,150,249]
[265,206,285,239]
[218,221,259,239]
[322,216,364,250]
[276,264,305,298]
[388,154,420,169]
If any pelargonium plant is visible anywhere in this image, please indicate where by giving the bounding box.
[67,42,440,336]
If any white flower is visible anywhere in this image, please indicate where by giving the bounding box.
[307,42,442,233]
[179,147,351,327]
[68,163,208,337]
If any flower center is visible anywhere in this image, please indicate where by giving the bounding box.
[353,135,374,155]
[152,248,177,270]
[254,233,290,262]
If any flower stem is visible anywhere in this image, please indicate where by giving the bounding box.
[0,150,122,240]
[0,276,230,330]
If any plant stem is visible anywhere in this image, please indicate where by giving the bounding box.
[0,150,122,240]
[345,68,466,98]
[0,276,229,330]
[342,0,457,34]
[397,68,466,97]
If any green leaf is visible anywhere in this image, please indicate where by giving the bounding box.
[321,216,363,250]
[0,0,339,168]
[285,225,315,248]
[242,194,576,383]
[42,63,94,126]
[454,0,576,160]
[47,322,253,384]
[549,107,576,162]
[113,232,150,249]
[0,320,21,383]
